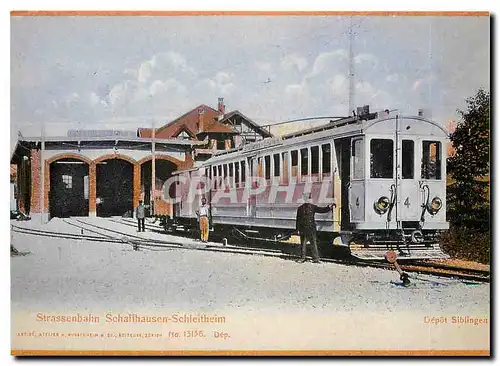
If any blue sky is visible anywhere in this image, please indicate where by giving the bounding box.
[10,14,490,140]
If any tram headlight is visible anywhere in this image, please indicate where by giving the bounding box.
[374,196,390,215]
[427,197,442,215]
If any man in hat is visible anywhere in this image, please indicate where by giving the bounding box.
[296,193,334,263]
[136,200,146,232]
[196,197,210,243]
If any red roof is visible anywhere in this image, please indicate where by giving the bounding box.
[139,104,225,139]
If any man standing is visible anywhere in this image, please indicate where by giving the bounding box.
[296,193,334,263]
[196,197,210,243]
[136,200,146,232]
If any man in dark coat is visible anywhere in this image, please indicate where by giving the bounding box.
[296,193,334,263]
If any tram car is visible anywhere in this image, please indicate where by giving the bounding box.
[163,106,450,260]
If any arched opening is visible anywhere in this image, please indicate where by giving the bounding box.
[49,158,89,218]
[96,158,134,217]
[140,159,177,216]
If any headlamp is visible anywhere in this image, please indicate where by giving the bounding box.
[427,197,442,215]
[374,196,390,215]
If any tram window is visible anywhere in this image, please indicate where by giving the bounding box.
[212,166,217,189]
[282,152,289,183]
[370,139,393,178]
[322,144,331,176]
[229,163,234,187]
[235,162,240,185]
[218,165,222,189]
[291,150,298,177]
[241,161,246,184]
[352,139,365,179]
[311,146,319,175]
[300,148,308,176]
[257,157,263,178]
[422,141,442,180]
[264,155,271,180]
[402,140,414,179]
[273,154,280,177]
[223,164,228,187]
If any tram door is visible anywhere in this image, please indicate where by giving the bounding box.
[395,116,420,223]
[335,138,353,230]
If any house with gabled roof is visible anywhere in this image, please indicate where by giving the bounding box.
[138,98,272,161]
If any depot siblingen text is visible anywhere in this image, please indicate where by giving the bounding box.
[36,313,226,324]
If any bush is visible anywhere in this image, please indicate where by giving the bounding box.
[440,227,491,264]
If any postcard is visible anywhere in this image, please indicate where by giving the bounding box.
[10,11,490,356]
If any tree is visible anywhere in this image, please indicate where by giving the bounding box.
[447,88,490,231]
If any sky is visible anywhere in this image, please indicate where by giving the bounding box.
[10,14,490,143]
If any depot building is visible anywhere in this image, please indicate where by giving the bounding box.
[10,98,272,222]
[11,129,199,222]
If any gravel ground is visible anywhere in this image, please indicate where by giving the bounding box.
[11,219,490,315]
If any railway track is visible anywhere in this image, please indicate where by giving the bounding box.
[11,219,490,284]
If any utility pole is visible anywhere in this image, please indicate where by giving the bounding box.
[428,18,433,115]
[151,119,156,216]
[40,122,45,224]
[348,15,355,116]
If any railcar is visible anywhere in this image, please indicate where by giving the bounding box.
[163,107,450,260]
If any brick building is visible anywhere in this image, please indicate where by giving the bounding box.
[10,98,272,223]
[11,132,199,222]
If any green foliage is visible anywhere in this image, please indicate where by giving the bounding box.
[440,228,490,264]
[447,88,490,232]
[443,89,490,263]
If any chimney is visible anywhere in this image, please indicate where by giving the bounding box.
[217,97,225,121]
[197,108,205,133]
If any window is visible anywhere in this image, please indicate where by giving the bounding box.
[282,152,289,183]
[352,139,365,179]
[218,165,222,189]
[322,144,331,176]
[223,164,228,187]
[216,140,226,150]
[212,166,217,189]
[264,155,271,180]
[370,139,393,178]
[229,163,234,187]
[273,154,281,177]
[235,162,240,185]
[402,140,414,179]
[422,141,442,180]
[291,150,298,177]
[241,161,246,184]
[300,148,308,176]
[83,175,89,199]
[62,174,72,189]
[311,146,319,175]
[175,130,191,140]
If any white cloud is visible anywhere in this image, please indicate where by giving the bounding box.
[329,74,348,97]
[281,54,308,73]
[137,60,155,83]
[354,53,378,68]
[310,50,348,76]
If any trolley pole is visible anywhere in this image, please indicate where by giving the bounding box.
[151,120,156,216]
[40,122,45,225]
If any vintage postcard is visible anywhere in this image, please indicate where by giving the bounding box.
[10,11,490,356]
